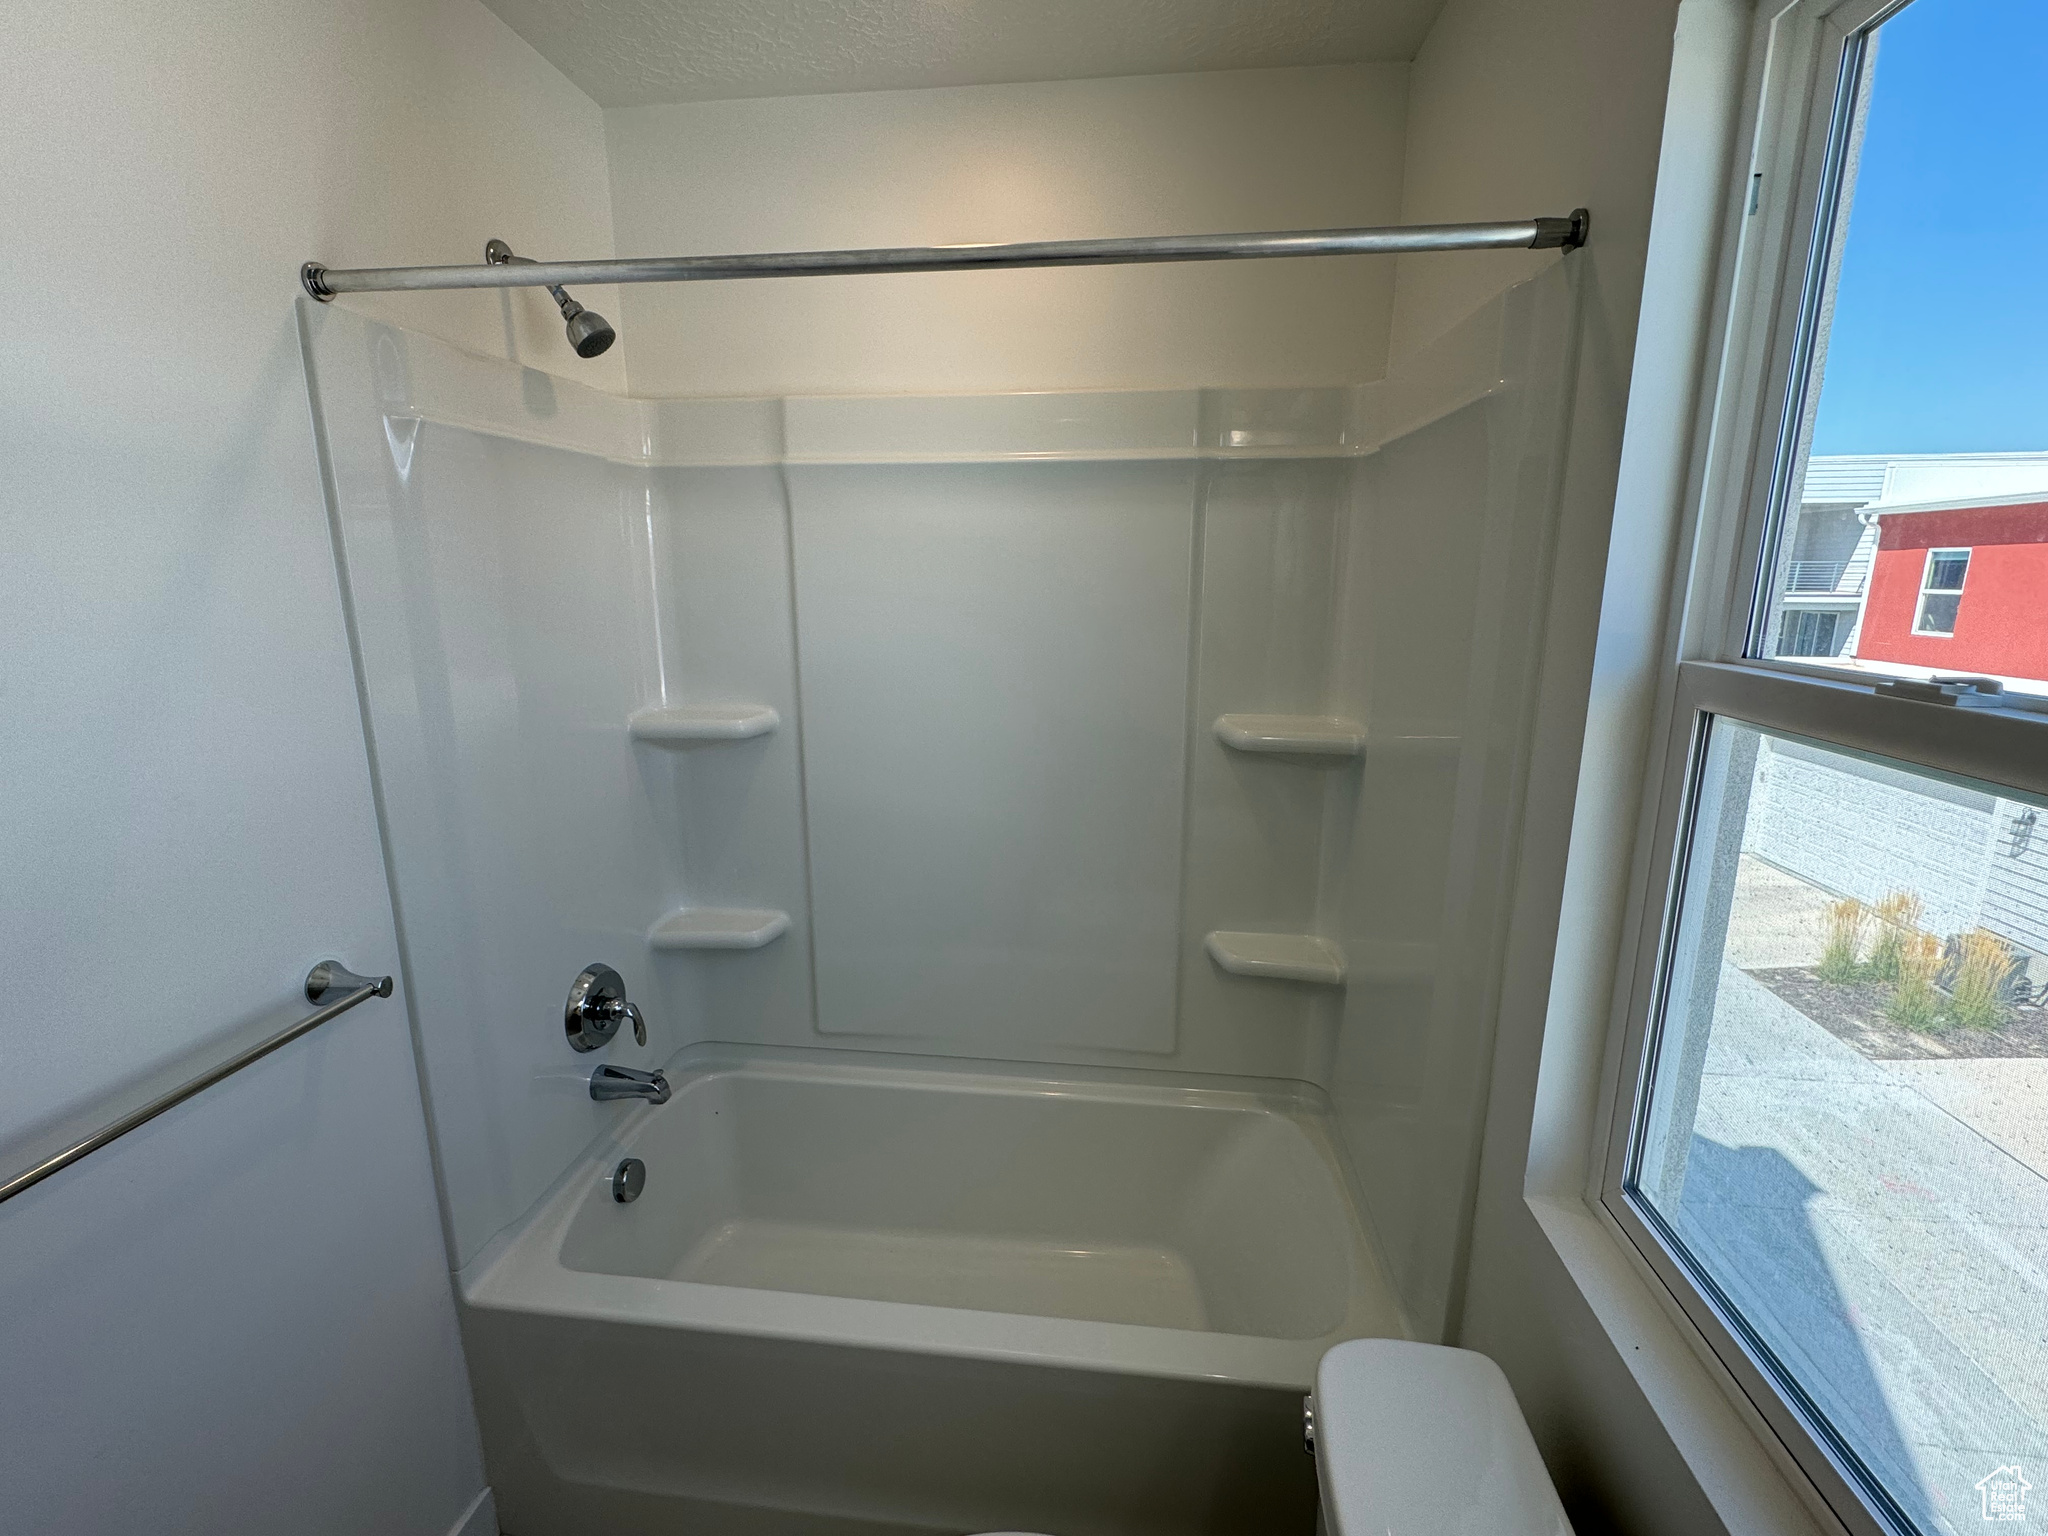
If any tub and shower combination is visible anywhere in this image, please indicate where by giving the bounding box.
[300,251,1573,1532]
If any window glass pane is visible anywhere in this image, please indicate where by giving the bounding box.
[1916,592,1962,635]
[1781,609,1845,657]
[1757,0,2048,698]
[1926,552,1971,593]
[1633,718,2048,1534]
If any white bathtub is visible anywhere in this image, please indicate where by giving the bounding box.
[461,1047,1405,1536]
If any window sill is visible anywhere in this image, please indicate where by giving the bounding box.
[1525,1193,1847,1536]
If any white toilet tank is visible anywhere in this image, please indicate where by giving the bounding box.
[1314,1339,1573,1535]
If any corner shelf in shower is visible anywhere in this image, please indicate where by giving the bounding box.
[1204,931,1348,986]
[1213,714,1366,758]
[648,908,791,951]
[628,704,780,744]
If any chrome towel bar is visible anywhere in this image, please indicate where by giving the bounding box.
[0,961,394,1206]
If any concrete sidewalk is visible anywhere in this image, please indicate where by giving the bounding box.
[1668,966,2048,1535]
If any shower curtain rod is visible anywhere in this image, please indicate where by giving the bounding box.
[300,211,1587,300]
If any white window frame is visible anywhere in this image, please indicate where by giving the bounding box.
[1591,2,2048,1535]
[1912,546,1969,635]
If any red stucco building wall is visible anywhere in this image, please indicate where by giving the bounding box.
[1857,500,2048,678]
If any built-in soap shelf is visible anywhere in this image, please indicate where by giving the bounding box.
[1204,931,1347,986]
[628,704,779,744]
[1213,714,1366,758]
[648,908,791,951]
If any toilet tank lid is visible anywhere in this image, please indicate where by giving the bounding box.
[1315,1340,1572,1536]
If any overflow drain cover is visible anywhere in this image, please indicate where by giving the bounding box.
[612,1157,646,1203]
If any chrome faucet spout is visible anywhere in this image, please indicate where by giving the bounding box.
[590,1063,670,1104]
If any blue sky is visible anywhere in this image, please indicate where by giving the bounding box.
[1810,0,2048,455]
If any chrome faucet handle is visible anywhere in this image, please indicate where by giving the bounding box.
[565,964,647,1053]
[590,994,647,1047]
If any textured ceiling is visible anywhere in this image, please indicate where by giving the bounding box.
[479,0,1449,108]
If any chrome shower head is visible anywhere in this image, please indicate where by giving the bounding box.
[484,238,616,360]
[557,295,617,358]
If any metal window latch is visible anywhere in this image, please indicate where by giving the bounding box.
[564,963,646,1051]
[1874,675,2008,708]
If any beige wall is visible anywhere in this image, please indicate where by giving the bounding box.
[603,65,1408,397]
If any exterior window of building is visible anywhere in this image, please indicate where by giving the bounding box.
[1913,547,1969,634]
[1778,608,1842,656]
[1606,3,2048,1535]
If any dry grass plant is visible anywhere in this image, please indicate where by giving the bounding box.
[1867,890,1926,982]
[1818,898,1871,982]
[1948,928,2015,1031]
[1885,929,1946,1032]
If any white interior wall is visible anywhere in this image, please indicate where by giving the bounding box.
[1,0,622,1189]
[0,0,622,1529]
[1387,12,1594,366]
[603,65,1409,397]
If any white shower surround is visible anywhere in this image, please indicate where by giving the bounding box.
[300,264,1575,1529]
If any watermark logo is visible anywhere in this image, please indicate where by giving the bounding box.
[1976,1464,2032,1522]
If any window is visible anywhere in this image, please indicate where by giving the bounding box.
[1913,548,1969,635]
[1779,609,1844,656]
[1628,713,2047,1536]
[1604,3,2048,1535]
[1747,0,2048,698]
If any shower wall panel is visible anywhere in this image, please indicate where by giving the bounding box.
[304,310,679,1264]
[1321,269,1579,1337]
[790,462,1196,1055]
[1174,460,1351,1078]
[639,465,814,1054]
